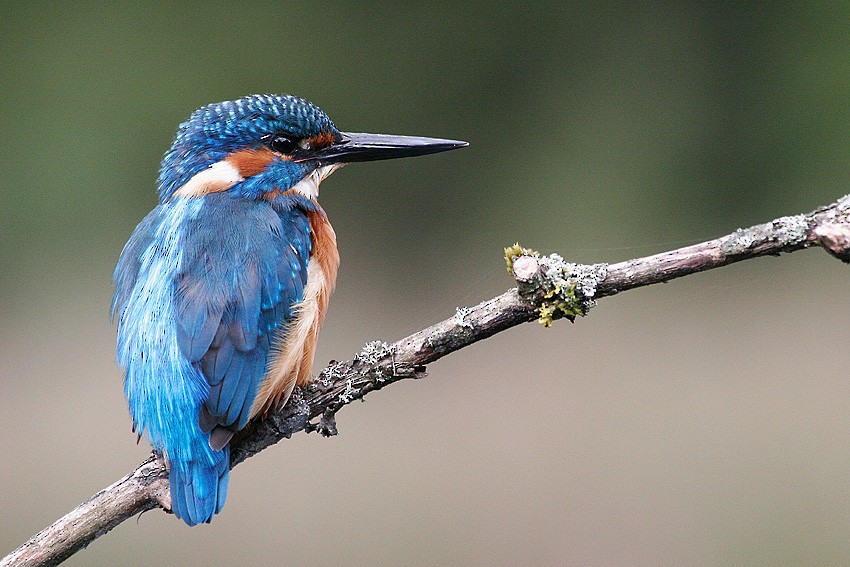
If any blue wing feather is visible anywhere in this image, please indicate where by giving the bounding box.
[225,350,259,426]
[176,302,225,362]
[209,349,245,415]
[200,335,234,386]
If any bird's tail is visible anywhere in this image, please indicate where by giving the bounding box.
[169,446,230,526]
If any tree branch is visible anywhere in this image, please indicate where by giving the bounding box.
[4,195,849,567]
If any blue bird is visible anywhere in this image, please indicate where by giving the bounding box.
[112,94,466,526]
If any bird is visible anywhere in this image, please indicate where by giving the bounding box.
[112,94,466,526]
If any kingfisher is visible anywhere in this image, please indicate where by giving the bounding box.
[112,94,466,526]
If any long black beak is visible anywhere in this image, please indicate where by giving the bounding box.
[293,132,467,165]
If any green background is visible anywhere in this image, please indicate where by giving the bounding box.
[2,3,849,565]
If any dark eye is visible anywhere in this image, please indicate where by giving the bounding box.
[269,134,298,154]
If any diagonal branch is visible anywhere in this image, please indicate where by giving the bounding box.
[4,194,849,567]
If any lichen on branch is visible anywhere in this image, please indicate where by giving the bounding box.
[505,244,608,326]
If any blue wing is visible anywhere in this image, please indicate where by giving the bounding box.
[112,193,312,435]
[172,194,313,434]
[112,194,312,526]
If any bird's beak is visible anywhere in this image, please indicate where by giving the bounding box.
[293,132,468,165]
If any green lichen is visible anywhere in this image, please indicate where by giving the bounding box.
[537,280,587,327]
[538,303,556,326]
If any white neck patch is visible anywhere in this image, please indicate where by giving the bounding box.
[290,164,344,199]
[172,160,244,198]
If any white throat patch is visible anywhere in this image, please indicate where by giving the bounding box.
[290,164,344,199]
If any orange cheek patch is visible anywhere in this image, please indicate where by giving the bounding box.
[225,147,280,177]
[305,130,336,149]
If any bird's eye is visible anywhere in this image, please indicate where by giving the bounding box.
[269,134,298,154]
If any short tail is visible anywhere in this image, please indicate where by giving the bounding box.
[169,446,230,526]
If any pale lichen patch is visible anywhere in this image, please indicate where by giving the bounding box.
[355,341,392,366]
[337,379,355,404]
[723,214,810,256]
[453,307,474,330]
[724,227,758,254]
[772,214,809,245]
[319,360,350,386]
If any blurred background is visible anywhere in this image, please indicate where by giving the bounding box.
[2,2,849,565]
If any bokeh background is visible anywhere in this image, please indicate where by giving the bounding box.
[2,3,849,565]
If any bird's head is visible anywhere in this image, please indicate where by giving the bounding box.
[157,94,466,204]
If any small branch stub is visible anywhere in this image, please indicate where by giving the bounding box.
[511,255,540,282]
